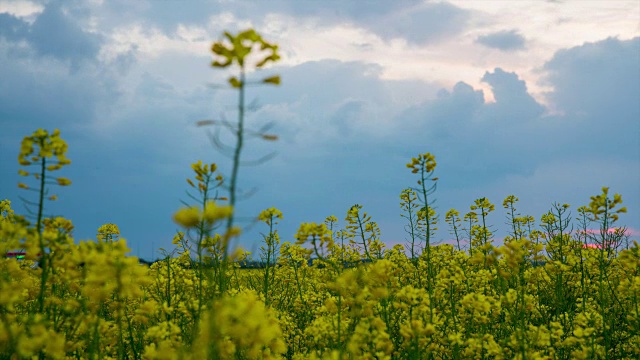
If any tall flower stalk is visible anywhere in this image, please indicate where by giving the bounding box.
[584,187,627,357]
[17,129,72,313]
[406,152,438,319]
[193,29,281,294]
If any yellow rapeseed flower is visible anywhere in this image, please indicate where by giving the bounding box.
[56,177,72,186]
[173,207,201,228]
[258,207,283,225]
[202,201,233,222]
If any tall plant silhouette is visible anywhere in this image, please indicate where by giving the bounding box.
[17,129,72,312]
[198,29,281,258]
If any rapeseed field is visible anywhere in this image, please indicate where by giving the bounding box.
[1,29,637,360]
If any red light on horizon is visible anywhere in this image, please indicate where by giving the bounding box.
[5,251,40,258]
[6,251,27,256]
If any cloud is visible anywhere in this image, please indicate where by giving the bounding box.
[0,0,44,20]
[480,68,544,121]
[0,1,103,71]
[239,59,439,146]
[543,37,639,120]
[402,67,545,132]
[0,13,30,41]
[0,44,115,135]
[363,1,471,45]
[0,62,214,254]
[401,81,484,137]
[28,2,101,67]
[252,1,471,45]
[395,67,552,190]
[1,0,638,256]
[96,0,470,47]
[0,1,126,154]
[396,34,639,199]
[476,30,526,51]
[541,37,640,161]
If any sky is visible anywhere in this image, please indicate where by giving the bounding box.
[0,0,638,260]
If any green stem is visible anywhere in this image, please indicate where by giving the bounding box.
[225,67,245,241]
[357,214,372,261]
[220,67,246,296]
[419,166,434,320]
[37,156,47,314]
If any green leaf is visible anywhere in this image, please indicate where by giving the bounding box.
[262,75,281,85]
[228,77,242,88]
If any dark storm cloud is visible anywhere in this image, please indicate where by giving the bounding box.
[330,100,365,136]
[0,1,103,67]
[0,0,131,136]
[480,68,544,122]
[397,68,547,189]
[262,0,422,19]
[98,0,470,46]
[1,0,637,253]
[399,82,483,141]
[241,60,384,132]
[400,67,545,136]
[394,37,639,224]
[202,37,639,246]
[401,35,639,168]
[543,37,640,121]
[369,1,471,45]
[541,37,639,162]
[476,30,526,51]
[266,0,471,45]
[0,1,125,183]
[0,13,30,41]
[0,45,114,133]
[28,2,101,65]
[232,59,441,149]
